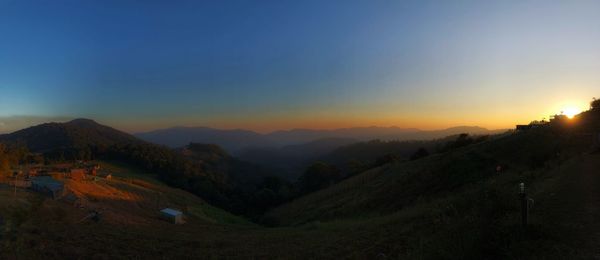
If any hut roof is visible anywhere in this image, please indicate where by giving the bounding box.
[32,176,63,190]
[160,208,183,216]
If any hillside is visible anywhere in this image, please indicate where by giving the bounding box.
[3,120,597,259]
[2,111,600,258]
[319,135,462,173]
[265,130,572,225]
[0,119,282,217]
[237,137,358,180]
[179,143,269,187]
[0,118,138,153]
[0,161,253,258]
[260,117,599,258]
[2,160,454,259]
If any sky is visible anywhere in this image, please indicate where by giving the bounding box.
[1,0,599,133]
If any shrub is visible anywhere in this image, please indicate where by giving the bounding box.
[410,147,430,160]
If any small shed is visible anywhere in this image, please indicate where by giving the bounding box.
[31,176,65,199]
[160,208,184,224]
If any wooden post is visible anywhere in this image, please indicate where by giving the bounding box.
[14,168,21,197]
[519,183,528,227]
[156,192,160,210]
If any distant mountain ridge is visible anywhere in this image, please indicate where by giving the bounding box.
[135,125,505,153]
[135,126,272,153]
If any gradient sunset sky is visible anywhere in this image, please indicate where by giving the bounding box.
[1,0,599,133]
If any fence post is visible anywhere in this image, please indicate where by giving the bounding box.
[519,182,528,227]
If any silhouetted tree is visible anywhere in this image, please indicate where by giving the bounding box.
[0,144,10,177]
[591,98,600,110]
[261,176,284,192]
[410,147,430,160]
[374,153,400,166]
[440,133,475,152]
[346,159,369,177]
[299,162,341,193]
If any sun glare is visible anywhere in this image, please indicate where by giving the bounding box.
[562,107,580,119]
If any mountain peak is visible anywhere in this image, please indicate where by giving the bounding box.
[0,118,138,153]
[67,118,99,125]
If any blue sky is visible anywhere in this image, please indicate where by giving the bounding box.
[1,0,599,133]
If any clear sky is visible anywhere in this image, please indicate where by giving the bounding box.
[1,0,599,133]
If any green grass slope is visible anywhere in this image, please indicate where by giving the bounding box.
[2,124,599,259]
[259,127,598,258]
[266,130,585,226]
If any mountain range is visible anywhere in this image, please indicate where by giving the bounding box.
[135,125,506,153]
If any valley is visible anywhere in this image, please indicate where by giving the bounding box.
[2,108,600,258]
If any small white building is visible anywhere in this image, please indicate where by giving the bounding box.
[160,208,184,224]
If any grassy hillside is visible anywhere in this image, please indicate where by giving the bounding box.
[0,161,254,258]
[0,119,285,217]
[260,126,597,258]
[1,161,439,259]
[2,117,600,259]
[265,130,580,225]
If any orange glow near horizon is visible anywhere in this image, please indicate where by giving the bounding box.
[110,112,522,134]
[111,99,592,133]
[1,98,593,135]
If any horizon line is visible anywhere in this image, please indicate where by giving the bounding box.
[0,116,510,135]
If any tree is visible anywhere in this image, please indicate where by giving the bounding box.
[374,153,400,166]
[299,162,341,193]
[440,133,474,152]
[0,144,11,177]
[410,147,430,160]
[261,176,284,192]
[347,159,369,177]
[591,98,600,110]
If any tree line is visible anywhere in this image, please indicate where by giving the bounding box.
[294,133,491,196]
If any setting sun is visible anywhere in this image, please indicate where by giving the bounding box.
[562,107,581,119]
